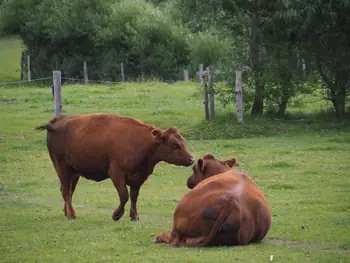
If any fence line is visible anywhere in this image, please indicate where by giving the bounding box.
[235,70,243,123]
[83,60,88,85]
[27,55,31,81]
[0,77,52,86]
[1,63,246,122]
[61,77,123,84]
[53,71,62,117]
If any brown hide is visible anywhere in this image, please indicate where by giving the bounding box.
[154,153,271,247]
[36,113,194,221]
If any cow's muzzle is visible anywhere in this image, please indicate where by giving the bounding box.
[187,177,195,189]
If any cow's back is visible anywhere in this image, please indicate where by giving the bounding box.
[176,170,271,245]
[46,113,156,175]
[174,178,236,237]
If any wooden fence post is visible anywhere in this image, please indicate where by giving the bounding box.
[235,70,243,123]
[208,66,215,117]
[27,55,31,81]
[199,64,204,84]
[20,52,24,80]
[184,69,189,82]
[53,70,62,117]
[121,62,125,82]
[204,80,209,121]
[83,60,88,85]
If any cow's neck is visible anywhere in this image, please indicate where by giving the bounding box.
[135,144,161,178]
[143,149,161,175]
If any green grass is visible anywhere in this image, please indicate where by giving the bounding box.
[0,82,350,263]
[0,36,23,82]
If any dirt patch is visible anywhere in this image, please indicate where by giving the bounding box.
[265,238,350,255]
[7,194,17,199]
[0,99,32,104]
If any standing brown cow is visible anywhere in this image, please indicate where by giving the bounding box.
[36,113,194,221]
[154,153,271,246]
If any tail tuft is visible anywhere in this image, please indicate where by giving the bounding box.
[35,123,54,132]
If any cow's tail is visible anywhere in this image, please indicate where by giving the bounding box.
[35,116,62,132]
[35,123,54,132]
[193,198,239,247]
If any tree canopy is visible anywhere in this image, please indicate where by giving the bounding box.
[0,0,349,117]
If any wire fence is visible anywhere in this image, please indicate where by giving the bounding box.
[61,77,123,85]
[0,77,52,86]
[0,75,183,87]
[1,58,210,87]
[0,67,221,121]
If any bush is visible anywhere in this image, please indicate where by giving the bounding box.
[0,0,189,81]
[186,29,233,78]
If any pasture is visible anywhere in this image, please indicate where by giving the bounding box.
[0,36,23,82]
[0,82,349,262]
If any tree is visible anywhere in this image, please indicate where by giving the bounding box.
[303,1,350,118]
[0,0,190,81]
[175,0,349,118]
[273,0,350,118]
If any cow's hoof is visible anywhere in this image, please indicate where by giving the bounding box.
[152,238,161,243]
[112,211,124,221]
[67,215,76,220]
[130,217,140,222]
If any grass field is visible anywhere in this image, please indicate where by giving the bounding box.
[0,36,23,82]
[0,81,349,263]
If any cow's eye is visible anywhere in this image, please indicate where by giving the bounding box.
[173,144,180,149]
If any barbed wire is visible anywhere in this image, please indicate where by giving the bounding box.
[61,77,123,84]
[0,77,52,86]
[0,74,199,87]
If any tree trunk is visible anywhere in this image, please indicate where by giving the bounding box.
[251,83,264,116]
[277,97,289,117]
[277,73,292,118]
[249,11,265,116]
[316,58,348,119]
[331,92,346,118]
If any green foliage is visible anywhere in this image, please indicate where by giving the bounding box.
[173,0,350,118]
[1,0,349,117]
[0,0,189,81]
[0,36,23,81]
[185,29,233,77]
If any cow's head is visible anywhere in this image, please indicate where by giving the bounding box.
[186,153,238,189]
[152,126,194,167]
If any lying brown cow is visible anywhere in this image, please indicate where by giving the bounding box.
[154,153,271,246]
[36,113,194,221]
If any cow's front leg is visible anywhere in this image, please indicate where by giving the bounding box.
[109,163,129,221]
[129,186,140,221]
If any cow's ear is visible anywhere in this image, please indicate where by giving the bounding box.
[152,129,163,143]
[224,158,238,168]
[166,126,178,134]
[203,153,215,160]
[197,158,205,172]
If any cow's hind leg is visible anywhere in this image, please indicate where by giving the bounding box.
[57,165,76,219]
[129,186,140,221]
[63,175,80,216]
[185,236,207,246]
[109,162,129,221]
